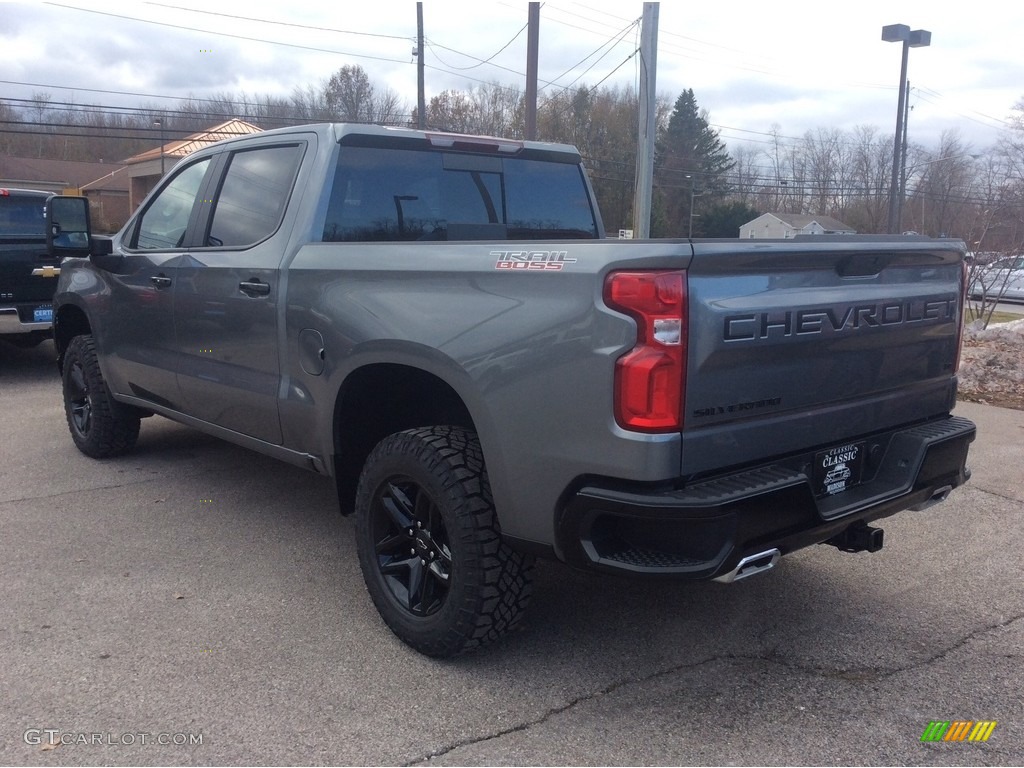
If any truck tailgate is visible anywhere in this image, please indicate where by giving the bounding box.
[682,237,965,476]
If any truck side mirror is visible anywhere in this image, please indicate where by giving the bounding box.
[46,195,92,257]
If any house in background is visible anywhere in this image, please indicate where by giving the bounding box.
[739,212,856,239]
[124,119,262,211]
[0,155,131,232]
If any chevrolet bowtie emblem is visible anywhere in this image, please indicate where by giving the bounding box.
[32,266,61,278]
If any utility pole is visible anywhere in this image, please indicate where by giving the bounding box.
[525,2,539,140]
[416,3,426,129]
[632,2,658,239]
[686,175,702,238]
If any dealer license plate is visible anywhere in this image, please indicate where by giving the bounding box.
[813,441,866,497]
[33,307,53,323]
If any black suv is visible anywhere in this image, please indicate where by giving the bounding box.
[0,188,62,347]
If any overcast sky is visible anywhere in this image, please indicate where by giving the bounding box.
[2,0,1022,155]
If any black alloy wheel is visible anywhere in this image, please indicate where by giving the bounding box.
[370,476,453,617]
[354,426,534,657]
[61,334,140,458]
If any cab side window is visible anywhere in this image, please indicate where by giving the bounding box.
[206,145,303,248]
[134,158,212,250]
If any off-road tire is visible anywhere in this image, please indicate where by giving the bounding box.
[62,334,140,458]
[354,426,535,657]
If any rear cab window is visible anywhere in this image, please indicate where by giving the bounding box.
[205,144,304,248]
[0,191,46,239]
[322,144,598,242]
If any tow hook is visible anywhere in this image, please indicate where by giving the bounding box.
[827,522,884,553]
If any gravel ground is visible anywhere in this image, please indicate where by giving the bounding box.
[958,317,1024,410]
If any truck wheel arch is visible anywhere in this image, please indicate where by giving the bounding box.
[332,363,478,514]
[54,303,92,370]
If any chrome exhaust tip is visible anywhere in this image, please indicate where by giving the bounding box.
[910,484,954,511]
[713,548,781,583]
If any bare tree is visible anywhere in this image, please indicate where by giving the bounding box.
[425,89,476,133]
[800,128,846,215]
[292,83,332,122]
[470,82,523,138]
[903,131,978,237]
[321,65,407,125]
[728,144,761,208]
[325,65,375,122]
[841,125,891,233]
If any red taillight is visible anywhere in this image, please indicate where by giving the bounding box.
[604,270,687,432]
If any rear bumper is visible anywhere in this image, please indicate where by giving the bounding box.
[557,415,975,579]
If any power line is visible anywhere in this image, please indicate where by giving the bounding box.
[541,16,640,94]
[143,2,413,41]
[421,13,638,92]
[425,23,530,72]
[43,2,412,65]
[911,88,1009,131]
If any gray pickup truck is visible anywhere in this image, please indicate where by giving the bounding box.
[48,123,975,657]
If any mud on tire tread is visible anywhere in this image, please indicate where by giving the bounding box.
[354,426,535,657]
[62,334,140,458]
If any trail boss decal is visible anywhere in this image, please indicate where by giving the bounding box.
[493,250,577,271]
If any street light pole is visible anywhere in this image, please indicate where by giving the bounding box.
[897,79,911,228]
[882,24,930,234]
[153,118,165,178]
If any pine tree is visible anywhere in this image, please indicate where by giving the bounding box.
[654,89,734,237]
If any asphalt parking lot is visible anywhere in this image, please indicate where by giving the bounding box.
[2,339,1022,767]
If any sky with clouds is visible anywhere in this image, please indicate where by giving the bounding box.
[2,0,1022,155]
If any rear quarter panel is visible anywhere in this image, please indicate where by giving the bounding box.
[280,239,694,546]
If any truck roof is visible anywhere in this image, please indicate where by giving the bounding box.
[0,188,52,199]
[188,122,583,161]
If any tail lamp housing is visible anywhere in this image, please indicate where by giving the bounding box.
[604,270,687,432]
[955,259,968,373]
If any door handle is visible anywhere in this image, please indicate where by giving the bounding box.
[239,279,271,297]
[150,275,172,288]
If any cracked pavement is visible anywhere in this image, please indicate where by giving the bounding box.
[2,340,1022,766]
